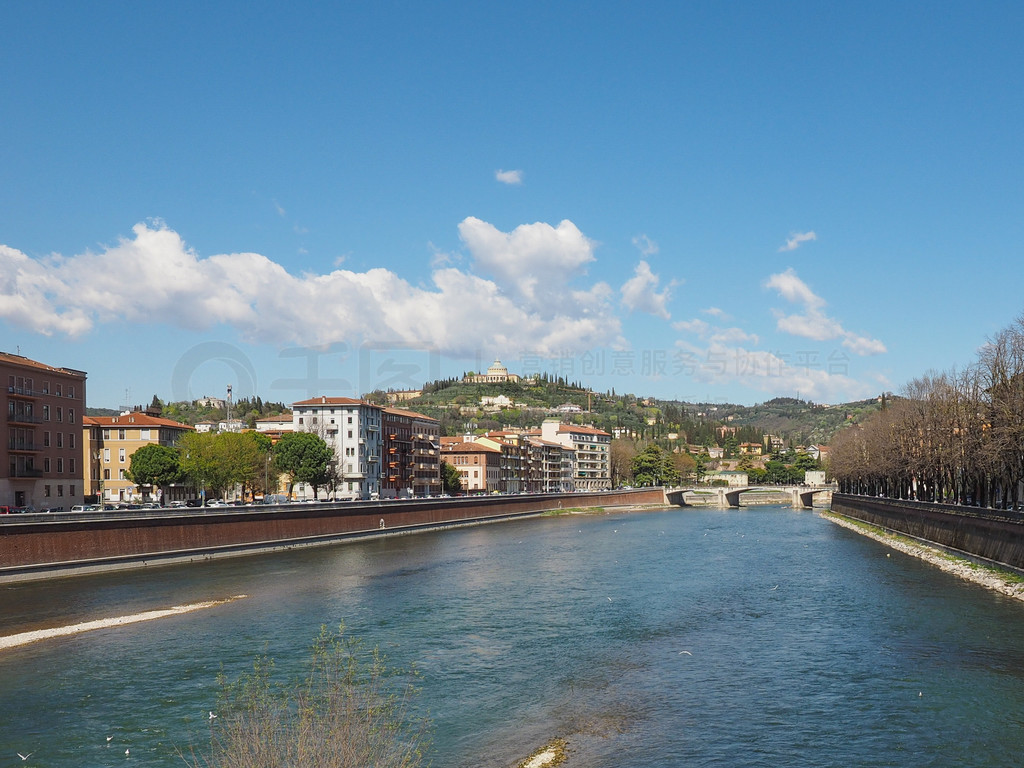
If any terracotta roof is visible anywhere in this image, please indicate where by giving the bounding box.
[383,406,438,422]
[527,437,567,448]
[441,441,500,454]
[557,424,610,437]
[0,351,86,377]
[292,396,373,407]
[256,414,293,422]
[84,413,193,429]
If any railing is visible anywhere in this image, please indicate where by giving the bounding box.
[7,412,42,424]
[7,386,41,398]
[8,442,40,452]
[10,467,43,478]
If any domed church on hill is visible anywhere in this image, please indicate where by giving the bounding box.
[463,359,521,384]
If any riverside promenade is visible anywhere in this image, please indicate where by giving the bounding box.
[0,488,665,583]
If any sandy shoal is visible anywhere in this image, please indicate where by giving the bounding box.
[0,594,248,651]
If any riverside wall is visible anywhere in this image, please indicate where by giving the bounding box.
[831,493,1024,571]
[0,488,665,582]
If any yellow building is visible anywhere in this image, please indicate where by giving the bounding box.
[83,411,193,505]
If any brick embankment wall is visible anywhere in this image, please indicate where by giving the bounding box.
[831,493,1024,571]
[0,488,666,581]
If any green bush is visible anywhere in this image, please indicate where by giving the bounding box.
[187,625,430,768]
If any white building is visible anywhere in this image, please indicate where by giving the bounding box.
[540,418,611,491]
[291,396,383,499]
[255,414,294,433]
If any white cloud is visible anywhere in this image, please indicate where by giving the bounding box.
[620,260,671,319]
[0,218,624,359]
[674,316,758,345]
[701,307,727,318]
[458,216,598,311]
[673,338,875,402]
[843,334,888,356]
[765,268,886,356]
[495,169,523,185]
[778,230,817,252]
[765,268,825,309]
[632,234,659,256]
[673,318,710,335]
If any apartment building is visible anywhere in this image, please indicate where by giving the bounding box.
[84,411,194,504]
[540,418,611,491]
[381,407,441,498]
[291,396,384,499]
[2,352,88,511]
[440,438,501,493]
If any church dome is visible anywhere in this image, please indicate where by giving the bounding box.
[486,360,509,376]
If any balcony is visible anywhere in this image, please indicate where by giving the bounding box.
[10,467,43,478]
[8,412,42,425]
[8,442,40,453]
[7,386,40,399]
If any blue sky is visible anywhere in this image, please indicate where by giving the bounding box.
[2,1,1022,409]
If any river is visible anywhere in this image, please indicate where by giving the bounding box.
[2,505,1024,767]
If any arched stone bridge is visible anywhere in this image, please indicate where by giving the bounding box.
[664,485,834,509]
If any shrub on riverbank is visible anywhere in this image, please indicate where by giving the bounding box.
[186,625,429,768]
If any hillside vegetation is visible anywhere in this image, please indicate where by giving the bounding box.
[90,381,883,450]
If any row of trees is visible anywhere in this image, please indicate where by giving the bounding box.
[128,431,334,502]
[830,314,1024,508]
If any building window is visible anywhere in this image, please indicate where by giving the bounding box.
[119,469,126,480]
[68,408,75,423]
[55,384,62,397]
[43,405,50,421]
[57,458,64,473]
[57,407,63,422]
[56,433,63,448]
[44,485,51,497]
[118,429,126,440]
[68,386,74,398]
[103,468,110,480]
[70,458,76,473]
[70,484,76,497]
[44,458,51,472]
[103,448,110,463]
[69,433,76,449]
[44,431,51,447]
[140,429,151,440]
[119,448,126,463]
[57,485,63,497]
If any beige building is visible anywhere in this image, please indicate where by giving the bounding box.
[440,438,501,493]
[2,352,88,511]
[463,359,521,384]
[540,418,611,491]
[84,411,193,504]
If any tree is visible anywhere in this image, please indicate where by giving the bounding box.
[609,438,638,487]
[126,443,182,502]
[216,431,274,501]
[179,432,228,504]
[631,444,680,487]
[440,461,462,494]
[672,452,697,484]
[273,432,332,499]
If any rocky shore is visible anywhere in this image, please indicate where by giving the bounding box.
[822,511,1024,602]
